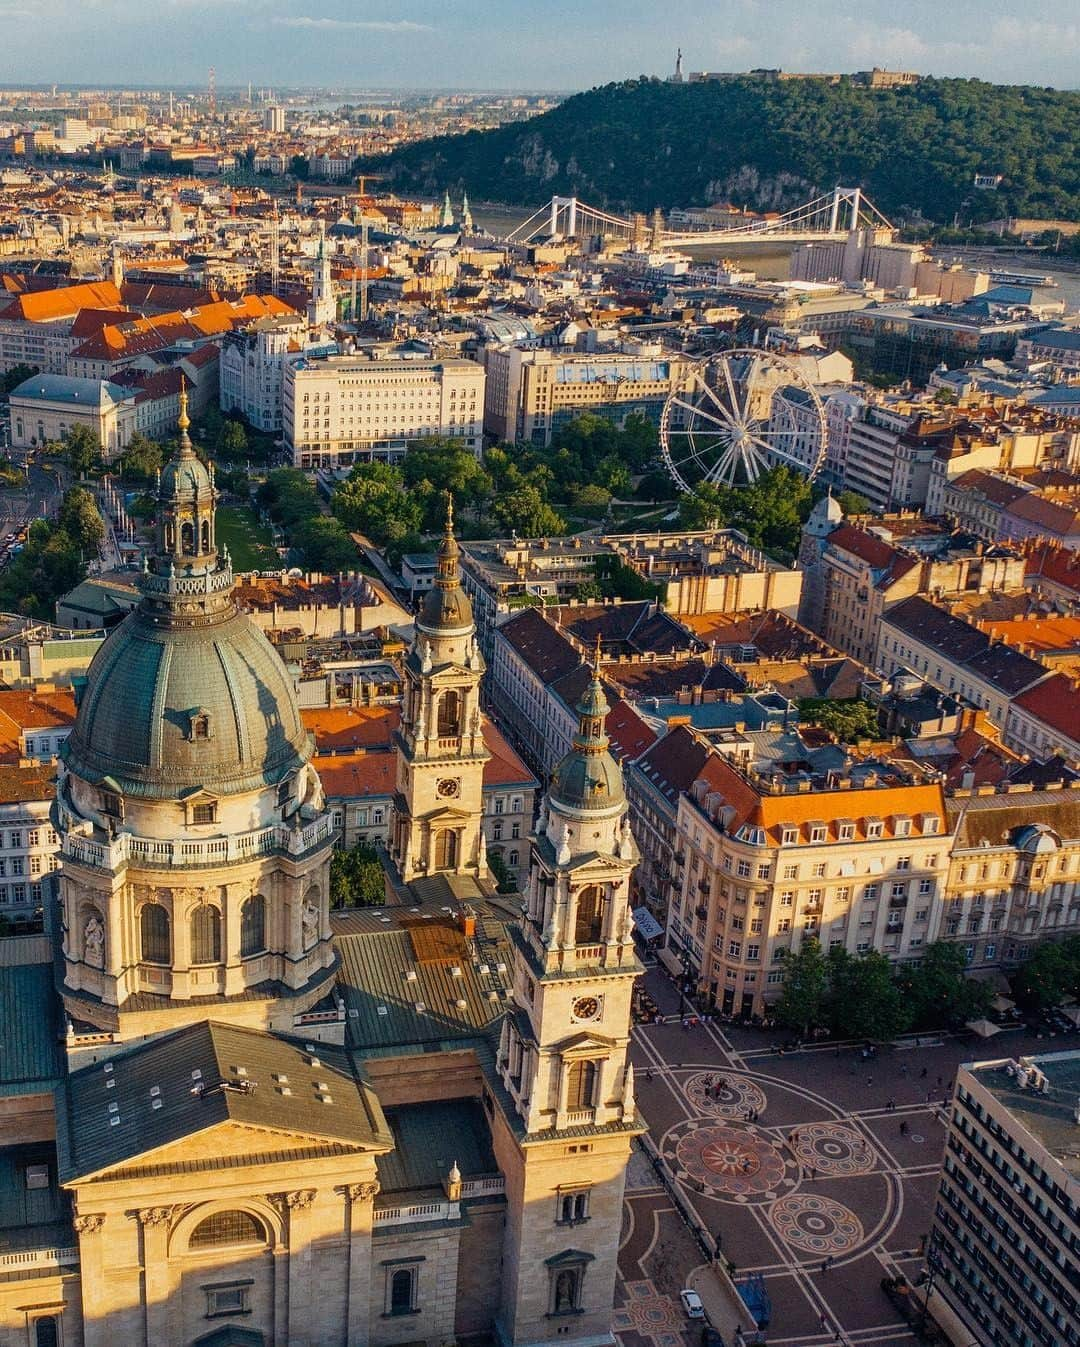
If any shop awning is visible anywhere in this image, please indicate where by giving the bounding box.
[632,906,664,941]
[659,946,685,977]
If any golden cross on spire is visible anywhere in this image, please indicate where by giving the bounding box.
[445,492,454,534]
[593,633,602,672]
[177,373,190,431]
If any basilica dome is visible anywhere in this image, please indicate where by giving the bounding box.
[63,603,311,799]
[62,385,311,800]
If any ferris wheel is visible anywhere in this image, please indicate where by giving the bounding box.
[660,349,827,491]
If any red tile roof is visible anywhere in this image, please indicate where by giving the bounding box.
[1011,673,1080,746]
[314,750,395,799]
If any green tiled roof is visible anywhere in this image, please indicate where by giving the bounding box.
[0,1143,71,1249]
[57,1020,391,1184]
[375,1098,497,1195]
[334,901,515,1052]
[0,964,63,1097]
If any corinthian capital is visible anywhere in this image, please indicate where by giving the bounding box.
[74,1213,106,1235]
[344,1180,380,1202]
[139,1206,176,1226]
[285,1189,317,1210]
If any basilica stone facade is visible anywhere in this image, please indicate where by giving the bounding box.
[0,398,644,1347]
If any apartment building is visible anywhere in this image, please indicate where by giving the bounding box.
[220,316,329,433]
[941,781,1080,969]
[0,763,61,920]
[929,1050,1080,1347]
[0,280,122,375]
[665,741,950,1015]
[482,344,695,445]
[284,353,484,469]
[877,596,1050,728]
[798,509,1026,667]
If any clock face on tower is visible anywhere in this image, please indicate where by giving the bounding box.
[571,995,601,1023]
[436,777,460,798]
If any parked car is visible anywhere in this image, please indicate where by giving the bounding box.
[701,1327,726,1347]
[680,1289,706,1319]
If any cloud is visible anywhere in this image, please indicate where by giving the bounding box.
[271,15,432,32]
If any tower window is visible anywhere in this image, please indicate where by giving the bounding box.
[191,905,222,965]
[190,712,211,741]
[240,894,266,957]
[436,689,461,737]
[386,1264,419,1316]
[574,886,605,944]
[181,521,195,555]
[101,790,123,819]
[566,1059,598,1110]
[434,828,458,870]
[140,902,170,965]
[557,1188,591,1224]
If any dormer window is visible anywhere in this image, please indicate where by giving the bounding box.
[192,802,216,825]
[189,710,211,741]
[922,814,940,835]
[808,822,827,844]
[101,790,123,820]
[780,825,798,846]
[894,816,911,838]
[866,818,884,839]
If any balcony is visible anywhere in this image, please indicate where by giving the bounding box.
[0,1245,78,1273]
[694,905,709,921]
[62,814,336,873]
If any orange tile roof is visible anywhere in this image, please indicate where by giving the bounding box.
[0,688,76,762]
[481,720,537,788]
[0,280,121,323]
[314,750,395,799]
[301,704,399,752]
[1011,672,1080,745]
[983,614,1080,656]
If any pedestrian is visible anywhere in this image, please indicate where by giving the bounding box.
[866,1076,873,1087]
[900,1063,908,1078]
[937,1075,944,1087]
[834,1045,841,1058]
[809,1164,817,1180]
[920,1066,928,1079]
[820,1313,830,1333]
[822,1254,834,1273]
[645,1067,654,1081]
[899,1120,908,1136]
[834,1327,842,1342]
[703,1074,713,1088]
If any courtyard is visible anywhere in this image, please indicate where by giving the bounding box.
[615,968,1068,1347]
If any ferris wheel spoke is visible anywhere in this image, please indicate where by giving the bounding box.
[719,358,743,427]
[696,374,741,429]
[668,439,727,470]
[668,397,734,434]
[703,442,739,486]
[740,355,761,420]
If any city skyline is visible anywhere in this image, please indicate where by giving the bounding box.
[0,0,1078,92]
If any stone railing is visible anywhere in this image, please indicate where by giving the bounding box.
[564,1108,595,1127]
[372,1199,458,1229]
[459,1176,506,1198]
[63,814,335,872]
[141,561,234,598]
[0,1246,78,1272]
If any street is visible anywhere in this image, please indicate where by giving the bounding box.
[616,966,1066,1347]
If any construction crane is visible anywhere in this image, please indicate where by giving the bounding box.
[208,66,216,119]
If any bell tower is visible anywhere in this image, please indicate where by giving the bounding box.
[489,644,644,1346]
[391,498,489,883]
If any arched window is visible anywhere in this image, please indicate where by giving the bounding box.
[240,895,266,958]
[553,1268,581,1314]
[434,829,458,870]
[574,886,605,944]
[34,1318,58,1347]
[566,1059,597,1110]
[201,518,210,551]
[189,1209,265,1249]
[436,689,461,737]
[140,903,170,964]
[390,1267,416,1315]
[190,905,221,964]
[181,520,195,555]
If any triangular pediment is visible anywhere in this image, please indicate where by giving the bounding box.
[557,1029,617,1054]
[563,851,626,873]
[77,1118,376,1185]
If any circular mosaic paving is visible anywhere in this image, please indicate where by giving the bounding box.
[791,1121,875,1177]
[685,1071,768,1119]
[770,1192,864,1255]
[666,1120,795,1203]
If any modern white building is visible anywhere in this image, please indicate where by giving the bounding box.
[283,353,485,469]
[9,374,135,458]
[263,105,285,134]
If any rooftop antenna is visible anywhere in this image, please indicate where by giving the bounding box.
[269,203,280,298]
[208,65,216,119]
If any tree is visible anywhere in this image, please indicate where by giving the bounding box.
[295,515,359,573]
[217,420,248,459]
[402,438,489,511]
[332,462,424,546]
[823,948,911,1041]
[62,424,102,476]
[678,483,730,530]
[897,943,994,1031]
[1011,936,1080,1011]
[836,490,871,516]
[57,487,105,555]
[490,483,565,538]
[0,516,86,620]
[118,432,163,483]
[330,842,386,908]
[776,937,826,1037]
[488,852,517,894]
[257,467,321,532]
[797,697,881,743]
[0,363,38,398]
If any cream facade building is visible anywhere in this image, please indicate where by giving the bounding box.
[283,354,484,469]
[0,415,642,1347]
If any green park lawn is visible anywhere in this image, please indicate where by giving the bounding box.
[215,506,281,573]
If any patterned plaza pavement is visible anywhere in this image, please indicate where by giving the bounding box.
[615,968,1062,1347]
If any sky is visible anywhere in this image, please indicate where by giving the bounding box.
[1,0,1078,91]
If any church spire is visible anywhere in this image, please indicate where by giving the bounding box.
[176,374,194,457]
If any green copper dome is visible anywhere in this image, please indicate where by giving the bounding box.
[64,605,311,799]
[548,650,625,814]
[62,388,311,800]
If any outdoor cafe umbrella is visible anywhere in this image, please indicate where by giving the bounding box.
[965,1018,1002,1038]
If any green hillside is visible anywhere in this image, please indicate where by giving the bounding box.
[363,76,1080,224]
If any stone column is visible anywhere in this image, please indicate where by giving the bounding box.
[139,1206,178,1347]
[555,1059,570,1130]
[74,1213,110,1347]
[285,1188,317,1347]
[595,1055,616,1125]
[170,887,192,999]
[344,1181,379,1346]
[223,883,244,996]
